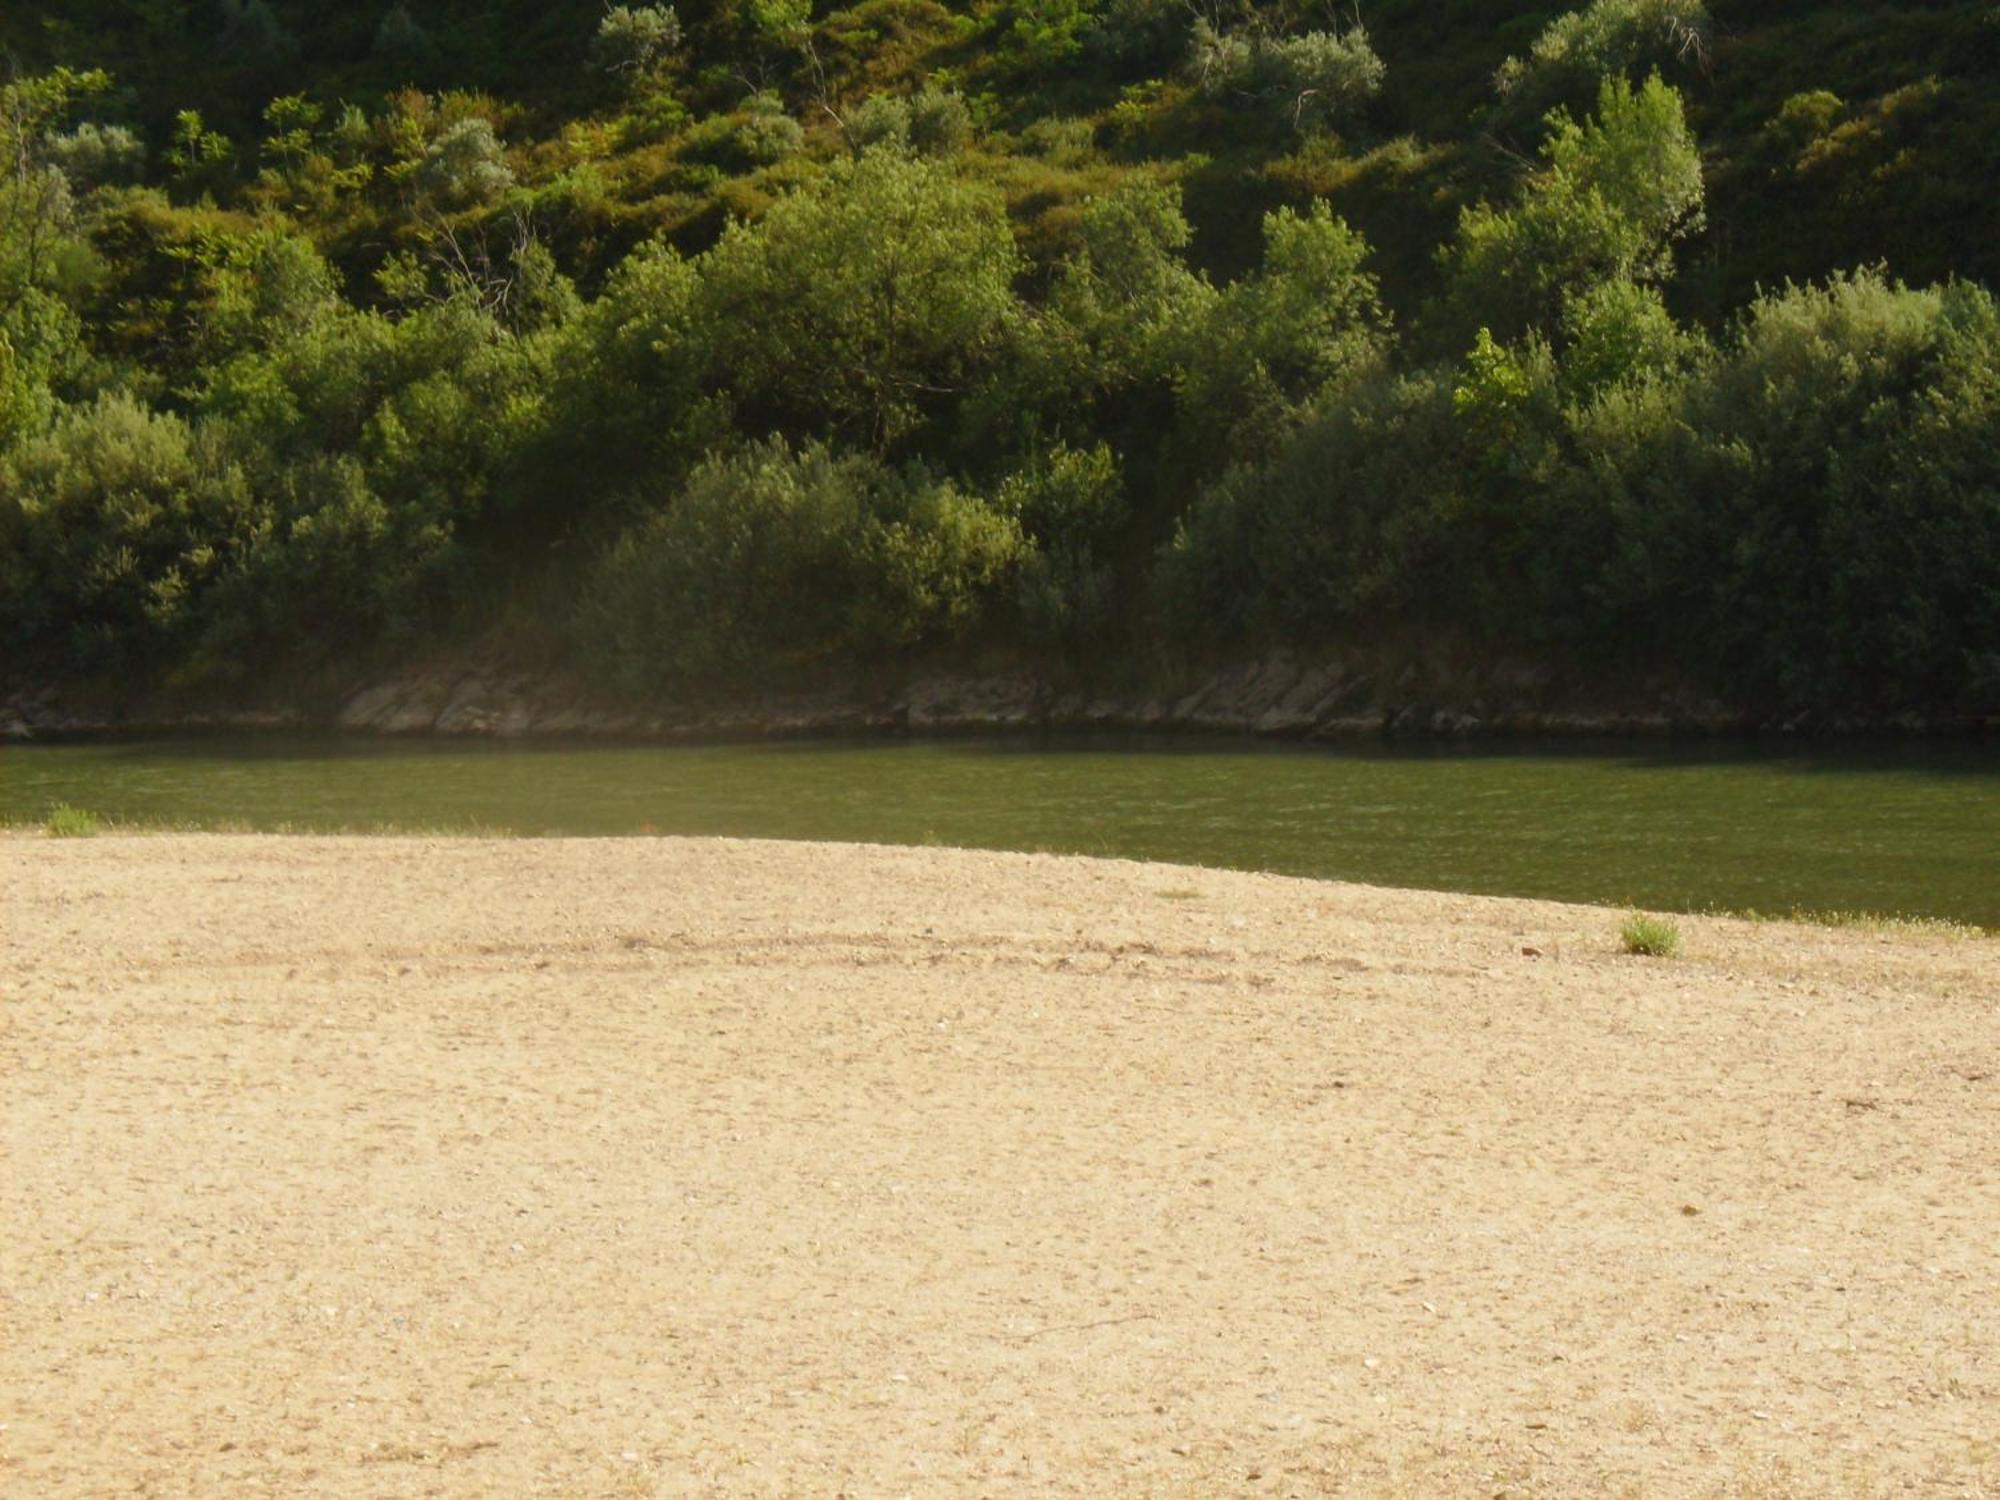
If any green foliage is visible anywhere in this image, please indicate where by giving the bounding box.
[44,803,102,837]
[43,123,146,190]
[575,438,1026,687]
[1189,20,1385,133]
[0,393,253,676]
[1160,367,1466,641]
[1619,911,1681,957]
[1001,0,1098,73]
[414,117,514,209]
[907,89,973,156]
[592,5,683,82]
[1044,179,1212,392]
[1438,73,1703,346]
[1174,201,1390,449]
[164,110,234,193]
[695,149,1022,448]
[0,3,1996,722]
[999,442,1123,660]
[1496,0,1710,120]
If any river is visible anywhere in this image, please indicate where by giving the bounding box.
[5,734,1996,924]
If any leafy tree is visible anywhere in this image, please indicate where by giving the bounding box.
[1174,201,1391,450]
[575,438,1025,686]
[0,394,254,676]
[998,442,1124,662]
[1046,180,1212,392]
[695,150,1023,450]
[907,89,973,156]
[42,123,146,190]
[1003,0,1098,73]
[414,118,515,210]
[592,5,683,83]
[163,109,235,195]
[1495,0,1710,120]
[1438,73,1703,346]
[1189,20,1384,133]
[0,68,110,316]
[1158,368,1468,642]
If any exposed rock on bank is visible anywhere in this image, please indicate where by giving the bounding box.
[4,652,1982,741]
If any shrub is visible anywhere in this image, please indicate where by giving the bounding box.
[192,453,462,678]
[734,93,805,165]
[695,150,1023,447]
[1620,911,1681,956]
[845,94,911,152]
[44,803,102,837]
[592,5,683,79]
[575,438,1026,688]
[999,443,1124,661]
[907,88,973,155]
[414,118,514,209]
[0,394,254,677]
[1664,272,2000,709]
[1173,200,1390,450]
[1190,20,1384,133]
[1438,73,1704,345]
[1084,0,1192,76]
[1496,0,1709,120]
[42,123,146,190]
[1021,115,1097,164]
[1156,366,1467,643]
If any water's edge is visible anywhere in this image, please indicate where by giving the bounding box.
[7,653,1994,743]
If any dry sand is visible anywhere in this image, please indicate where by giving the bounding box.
[3,834,1996,1497]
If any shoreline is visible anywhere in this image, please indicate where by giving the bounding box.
[7,652,1997,744]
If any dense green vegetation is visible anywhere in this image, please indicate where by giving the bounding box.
[3,0,1997,715]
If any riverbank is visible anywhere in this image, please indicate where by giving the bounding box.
[5,835,1994,1495]
[8,651,1995,744]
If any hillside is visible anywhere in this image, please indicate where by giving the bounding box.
[3,0,1997,720]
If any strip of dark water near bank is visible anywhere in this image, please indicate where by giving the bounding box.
[5,732,1997,927]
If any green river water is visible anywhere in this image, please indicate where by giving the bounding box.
[5,734,1997,924]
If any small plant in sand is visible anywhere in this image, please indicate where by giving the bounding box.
[1620,910,1681,957]
[44,803,102,838]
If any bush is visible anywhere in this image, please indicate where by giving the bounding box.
[415,118,514,209]
[1663,272,2000,708]
[734,93,805,165]
[592,5,682,80]
[907,89,973,155]
[1619,911,1681,956]
[1438,73,1704,345]
[42,123,146,190]
[192,454,462,678]
[1189,20,1385,133]
[999,443,1124,661]
[0,394,254,677]
[1157,367,1467,643]
[1173,200,1390,450]
[44,803,102,837]
[695,150,1023,447]
[575,439,1026,688]
[1496,0,1710,120]
[845,94,911,152]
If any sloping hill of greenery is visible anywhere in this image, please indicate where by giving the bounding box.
[3,0,1997,716]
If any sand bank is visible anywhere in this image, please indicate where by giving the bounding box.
[3,835,1995,1495]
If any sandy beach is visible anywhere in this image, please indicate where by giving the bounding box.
[3,834,1995,1496]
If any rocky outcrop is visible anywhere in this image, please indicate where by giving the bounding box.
[2,651,1841,742]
